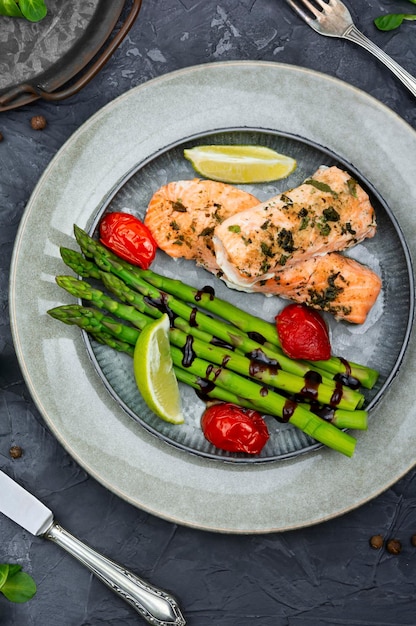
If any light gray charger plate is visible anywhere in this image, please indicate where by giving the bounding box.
[9,62,416,533]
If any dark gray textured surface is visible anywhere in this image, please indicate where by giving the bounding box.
[1,1,416,624]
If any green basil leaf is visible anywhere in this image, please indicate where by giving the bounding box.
[7,564,22,577]
[374,13,406,30]
[17,0,47,21]
[0,0,23,17]
[0,564,10,589]
[0,570,37,603]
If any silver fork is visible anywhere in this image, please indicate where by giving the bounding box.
[285,0,416,98]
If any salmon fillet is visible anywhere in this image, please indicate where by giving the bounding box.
[213,166,377,287]
[235,252,382,324]
[144,178,258,273]
[144,172,382,324]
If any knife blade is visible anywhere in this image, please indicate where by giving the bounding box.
[0,470,186,626]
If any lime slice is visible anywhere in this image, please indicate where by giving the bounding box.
[184,145,297,183]
[133,314,184,424]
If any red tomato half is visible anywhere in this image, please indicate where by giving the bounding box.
[99,212,157,269]
[275,303,331,361]
[201,403,269,454]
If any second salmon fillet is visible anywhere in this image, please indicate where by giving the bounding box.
[213,166,377,287]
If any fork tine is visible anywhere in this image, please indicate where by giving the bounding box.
[287,0,321,19]
[315,0,338,11]
[285,0,318,23]
[313,0,331,10]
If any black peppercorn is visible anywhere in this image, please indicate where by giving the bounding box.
[369,534,383,549]
[386,539,402,555]
[411,534,416,547]
[9,445,23,459]
[0,131,3,142]
[30,115,47,130]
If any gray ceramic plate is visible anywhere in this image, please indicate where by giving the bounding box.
[9,62,416,533]
[86,128,412,462]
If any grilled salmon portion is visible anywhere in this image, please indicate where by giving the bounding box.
[144,178,258,273]
[213,166,377,287]
[144,172,382,324]
[238,252,382,324]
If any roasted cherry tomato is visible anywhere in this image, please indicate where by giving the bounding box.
[201,403,269,454]
[275,303,331,361]
[99,212,157,269]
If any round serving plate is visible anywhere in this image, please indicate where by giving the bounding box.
[84,127,413,463]
[9,62,416,533]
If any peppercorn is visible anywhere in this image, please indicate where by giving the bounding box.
[30,115,47,130]
[9,445,23,459]
[411,534,416,547]
[386,538,402,555]
[0,131,3,142]
[369,534,384,549]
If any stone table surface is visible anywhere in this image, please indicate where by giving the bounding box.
[1,1,416,625]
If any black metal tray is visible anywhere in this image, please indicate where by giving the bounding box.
[0,0,142,111]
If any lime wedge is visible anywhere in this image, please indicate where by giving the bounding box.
[184,145,297,183]
[133,314,184,424]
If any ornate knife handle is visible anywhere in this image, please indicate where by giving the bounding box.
[44,521,186,626]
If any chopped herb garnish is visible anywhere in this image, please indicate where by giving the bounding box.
[280,193,293,206]
[171,200,187,212]
[213,207,223,223]
[199,227,215,237]
[342,222,356,235]
[305,179,338,197]
[322,207,340,222]
[228,225,241,233]
[347,178,358,198]
[317,222,331,236]
[277,228,296,253]
[260,242,274,257]
[169,220,180,231]
[261,220,270,230]
[297,208,309,230]
[308,272,345,307]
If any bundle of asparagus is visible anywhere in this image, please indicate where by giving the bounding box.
[47,225,379,458]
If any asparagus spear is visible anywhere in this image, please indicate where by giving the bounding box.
[64,245,368,403]
[68,233,359,391]
[137,267,379,388]
[86,331,367,431]
[71,226,379,389]
[55,274,364,410]
[88,331,271,411]
[47,304,358,457]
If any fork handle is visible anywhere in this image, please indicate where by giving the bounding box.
[343,25,416,98]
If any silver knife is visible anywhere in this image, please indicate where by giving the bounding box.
[0,470,186,626]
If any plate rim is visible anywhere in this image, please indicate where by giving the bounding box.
[9,61,416,533]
